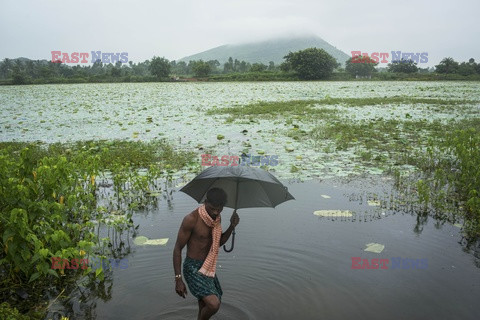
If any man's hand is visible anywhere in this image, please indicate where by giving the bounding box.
[230,210,240,228]
[175,279,188,298]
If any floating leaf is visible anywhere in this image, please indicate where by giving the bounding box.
[133,236,148,245]
[144,238,169,246]
[134,236,169,246]
[217,134,225,140]
[313,210,353,217]
[364,243,385,253]
[321,195,331,199]
[367,200,380,206]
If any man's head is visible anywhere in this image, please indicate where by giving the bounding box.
[204,188,227,218]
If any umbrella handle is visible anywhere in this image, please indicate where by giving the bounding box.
[223,229,235,252]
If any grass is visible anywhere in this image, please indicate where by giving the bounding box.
[310,118,449,154]
[0,139,196,171]
[308,115,480,239]
[207,100,339,118]
[208,96,478,118]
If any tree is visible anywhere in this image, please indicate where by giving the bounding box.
[238,61,249,73]
[224,57,234,73]
[345,56,378,77]
[11,65,27,84]
[250,63,267,72]
[268,61,275,71]
[457,58,477,76]
[234,59,241,72]
[207,60,220,73]
[387,59,418,73]
[149,56,171,79]
[192,60,211,77]
[279,61,291,72]
[435,57,459,74]
[0,58,13,79]
[283,48,338,80]
[110,66,122,77]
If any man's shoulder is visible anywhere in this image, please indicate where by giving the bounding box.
[182,208,199,228]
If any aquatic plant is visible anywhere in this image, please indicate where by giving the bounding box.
[0,139,195,316]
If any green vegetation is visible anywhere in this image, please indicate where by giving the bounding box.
[0,302,30,320]
[0,140,195,318]
[2,54,480,85]
[191,60,212,78]
[211,97,480,239]
[435,57,460,74]
[345,56,378,77]
[208,96,476,118]
[282,48,339,80]
[149,56,171,79]
[388,59,418,73]
[391,123,480,240]
[207,99,338,117]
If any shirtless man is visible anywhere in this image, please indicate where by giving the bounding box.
[173,188,240,320]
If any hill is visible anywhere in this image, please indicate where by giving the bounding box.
[179,36,350,66]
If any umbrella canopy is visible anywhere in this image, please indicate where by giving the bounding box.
[180,166,295,209]
[180,166,295,252]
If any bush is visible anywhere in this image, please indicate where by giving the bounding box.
[0,302,31,320]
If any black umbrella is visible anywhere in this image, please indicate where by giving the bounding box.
[180,165,295,252]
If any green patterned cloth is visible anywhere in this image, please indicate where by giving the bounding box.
[183,256,223,301]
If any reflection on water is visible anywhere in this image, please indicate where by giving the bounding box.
[48,177,480,320]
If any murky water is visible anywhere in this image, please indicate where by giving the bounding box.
[47,177,480,320]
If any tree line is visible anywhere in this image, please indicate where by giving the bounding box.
[1,49,479,84]
[0,56,281,84]
[344,56,480,78]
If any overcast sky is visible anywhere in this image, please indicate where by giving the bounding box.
[1,0,479,67]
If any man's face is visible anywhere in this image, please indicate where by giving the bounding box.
[205,201,223,219]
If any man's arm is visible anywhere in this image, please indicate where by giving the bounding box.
[173,213,196,298]
[220,210,239,246]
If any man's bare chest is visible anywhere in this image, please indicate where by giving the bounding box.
[193,222,212,243]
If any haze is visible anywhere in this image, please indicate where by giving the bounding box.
[1,0,479,66]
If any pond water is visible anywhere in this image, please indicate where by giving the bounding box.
[46,177,480,320]
[2,82,479,319]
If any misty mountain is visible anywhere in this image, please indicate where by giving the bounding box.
[179,36,350,66]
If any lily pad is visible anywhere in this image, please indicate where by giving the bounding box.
[285,146,294,152]
[217,134,225,140]
[144,238,169,245]
[364,243,385,253]
[313,210,353,217]
[133,236,148,245]
[134,236,169,246]
[367,200,381,206]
